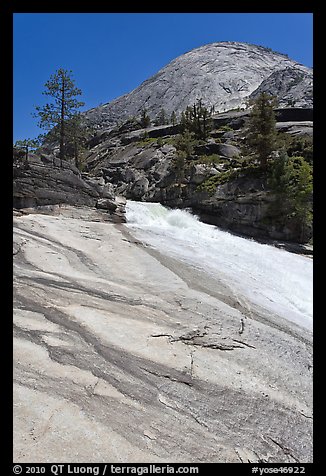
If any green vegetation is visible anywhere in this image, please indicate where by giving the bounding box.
[197,163,261,196]
[64,113,93,170]
[171,130,196,184]
[243,92,278,168]
[278,133,313,165]
[180,99,212,140]
[154,108,168,126]
[136,135,176,148]
[194,154,221,166]
[268,152,312,238]
[170,110,177,126]
[217,125,233,132]
[131,93,312,242]
[13,137,40,168]
[173,130,197,159]
[34,68,84,168]
[139,108,151,128]
[196,169,239,195]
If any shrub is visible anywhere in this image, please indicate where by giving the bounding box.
[218,125,233,132]
[196,162,262,196]
[268,153,313,240]
[195,154,221,166]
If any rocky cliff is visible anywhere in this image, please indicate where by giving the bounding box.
[85,42,312,130]
[250,67,313,108]
[13,153,126,223]
[79,107,312,244]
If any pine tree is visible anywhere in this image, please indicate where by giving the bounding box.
[269,152,313,241]
[179,99,212,140]
[170,110,177,126]
[34,69,84,167]
[282,156,313,238]
[13,137,40,169]
[139,108,151,128]
[174,130,196,159]
[155,108,167,126]
[244,92,278,168]
[65,113,90,170]
[173,130,197,185]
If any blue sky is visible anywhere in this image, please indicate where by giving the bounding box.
[13,13,313,142]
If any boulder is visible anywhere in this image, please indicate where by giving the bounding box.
[95,195,126,223]
[132,149,162,170]
[96,198,117,212]
[194,142,221,155]
[129,177,149,199]
[109,195,127,223]
[189,164,219,185]
[83,176,116,199]
[13,154,126,223]
[121,168,141,183]
[160,144,176,155]
[152,159,172,183]
[194,142,241,158]
[215,143,241,158]
[101,182,116,199]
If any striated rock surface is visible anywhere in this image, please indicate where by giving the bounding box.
[13,156,126,223]
[85,42,312,130]
[13,207,312,463]
[13,157,98,209]
[250,67,313,108]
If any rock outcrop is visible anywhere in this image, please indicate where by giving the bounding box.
[250,67,313,108]
[85,42,312,130]
[13,155,98,208]
[191,174,312,243]
[13,207,313,462]
[211,108,313,131]
[13,154,126,223]
[78,112,312,243]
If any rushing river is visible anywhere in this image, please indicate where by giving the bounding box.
[125,200,313,331]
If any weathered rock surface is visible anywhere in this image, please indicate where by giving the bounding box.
[13,159,126,223]
[14,206,312,463]
[85,42,312,130]
[250,67,313,108]
[194,141,240,157]
[13,207,312,463]
[13,158,98,209]
[193,186,308,243]
[211,108,313,131]
[275,121,313,136]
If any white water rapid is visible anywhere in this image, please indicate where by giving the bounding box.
[125,201,313,331]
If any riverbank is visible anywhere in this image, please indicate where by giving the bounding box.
[13,205,313,463]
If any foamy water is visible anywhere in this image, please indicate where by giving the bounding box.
[126,201,313,331]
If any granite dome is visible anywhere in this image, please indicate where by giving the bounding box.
[85,41,313,130]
